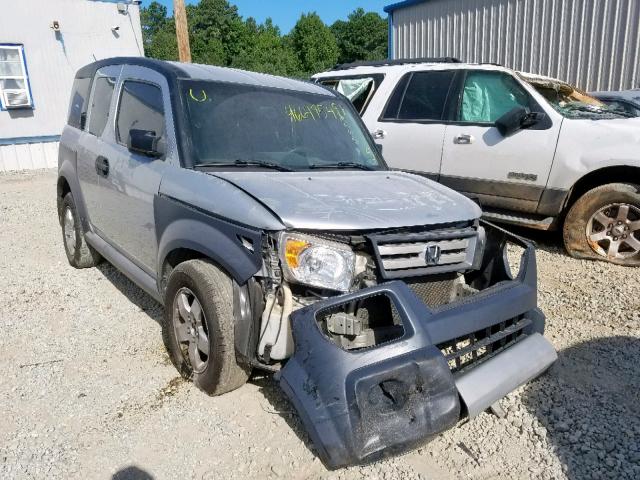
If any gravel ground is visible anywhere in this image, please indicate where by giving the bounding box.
[1,170,639,480]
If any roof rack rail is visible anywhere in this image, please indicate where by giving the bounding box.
[332,57,462,71]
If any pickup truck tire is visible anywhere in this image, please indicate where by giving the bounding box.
[162,259,250,396]
[60,193,102,269]
[563,183,640,266]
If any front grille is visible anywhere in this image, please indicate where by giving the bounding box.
[437,316,531,374]
[368,227,482,279]
[405,276,457,308]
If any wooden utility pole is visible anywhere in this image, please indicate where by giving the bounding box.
[174,0,192,63]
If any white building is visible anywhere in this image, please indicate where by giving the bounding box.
[0,0,143,172]
[385,0,640,92]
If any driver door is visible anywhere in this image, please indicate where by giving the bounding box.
[440,70,561,213]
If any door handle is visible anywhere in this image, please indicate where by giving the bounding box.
[372,129,387,140]
[454,134,474,145]
[95,156,110,177]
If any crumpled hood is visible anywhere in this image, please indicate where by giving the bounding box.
[207,170,481,230]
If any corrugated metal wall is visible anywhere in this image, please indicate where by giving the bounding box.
[391,0,640,91]
[0,142,59,171]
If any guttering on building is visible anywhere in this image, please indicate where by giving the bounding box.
[384,0,640,92]
[0,0,143,172]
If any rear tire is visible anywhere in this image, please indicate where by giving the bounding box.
[60,193,102,269]
[563,183,640,266]
[162,259,250,396]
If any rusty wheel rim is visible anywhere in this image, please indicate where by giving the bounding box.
[586,203,640,260]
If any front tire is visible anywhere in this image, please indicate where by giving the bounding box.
[162,259,250,396]
[60,193,102,268]
[563,183,640,266]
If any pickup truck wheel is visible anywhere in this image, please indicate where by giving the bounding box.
[563,183,640,266]
[162,259,250,396]
[60,193,101,268]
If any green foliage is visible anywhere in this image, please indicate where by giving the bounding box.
[139,2,387,77]
[287,12,339,75]
[140,1,177,60]
[331,8,388,64]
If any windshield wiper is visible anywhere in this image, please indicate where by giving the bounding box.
[195,159,293,172]
[308,162,375,171]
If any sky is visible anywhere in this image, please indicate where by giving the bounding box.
[150,0,390,33]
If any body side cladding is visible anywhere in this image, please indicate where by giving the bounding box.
[154,194,265,291]
[57,143,91,232]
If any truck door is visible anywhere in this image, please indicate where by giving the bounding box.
[367,70,456,178]
[96,65,175,274]
[76,65,122,233]
[440,70,561,213]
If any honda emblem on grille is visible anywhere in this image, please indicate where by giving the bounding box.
[424,244,442,266]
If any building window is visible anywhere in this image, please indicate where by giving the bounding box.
[0,44,33,109]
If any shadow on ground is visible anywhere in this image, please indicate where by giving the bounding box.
[112,465,154,480]
[96,262,164,325]
[250,372,319,458]
[522,336,640,479]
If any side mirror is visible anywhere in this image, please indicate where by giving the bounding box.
[495,107,529,137]
[127,129,163,157]
[495,107,547,137]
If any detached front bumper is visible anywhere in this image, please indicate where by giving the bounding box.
[276,230,557,469]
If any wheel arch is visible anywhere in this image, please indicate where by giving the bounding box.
[564,165,640,214]
[56,175,72,222]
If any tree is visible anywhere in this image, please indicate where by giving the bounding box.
[232,19,301,76]
[187,0,250,66]
[331,8,388,64]
[140,1,178,60]
[288,13,339,75]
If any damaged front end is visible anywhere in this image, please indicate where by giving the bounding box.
[274,223,557,469]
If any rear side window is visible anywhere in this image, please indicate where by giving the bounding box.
[459,71,532,123]
[116,81,165,145]
[318,74,384,114]
[67,77,91,129]
[87,69,117,137]
[398,71,455,120]
[381,71,455,121]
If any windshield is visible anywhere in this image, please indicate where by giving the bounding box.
[182,80,385,171]
[521,76,631,119]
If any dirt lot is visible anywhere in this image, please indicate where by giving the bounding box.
[1,170,639,480]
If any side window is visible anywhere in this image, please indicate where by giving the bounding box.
[87,69,117,137]
[397,71,455,120]
[318,75,384,114]
[67,77,91,129]
[0,44,33,109]
[116,81,165,146]
[459,71,532,123]
[381,73,410,120]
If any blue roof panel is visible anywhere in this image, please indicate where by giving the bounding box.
[384,0,429,13]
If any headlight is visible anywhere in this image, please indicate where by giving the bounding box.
[279,233,355,292]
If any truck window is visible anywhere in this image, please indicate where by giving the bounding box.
[318,74,384,114]
[87,69,117,137]
[397,71,455,121]
[116,81,165,145]
[67,76,91,129]
[459,71,532,123]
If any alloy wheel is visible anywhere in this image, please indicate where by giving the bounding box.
[172,287,210,373]
[63,207,77,256]
[586,203,640,260]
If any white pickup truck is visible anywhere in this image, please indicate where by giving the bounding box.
[314,59,640,266]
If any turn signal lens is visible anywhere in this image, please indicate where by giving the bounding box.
[285,239,310,268]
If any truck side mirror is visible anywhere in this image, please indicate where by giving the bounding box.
[127,129,164,157]
[495,107,547,137]
[495,107,529,137]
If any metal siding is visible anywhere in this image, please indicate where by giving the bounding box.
[0,0,143,171]
[391,0,640,91]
